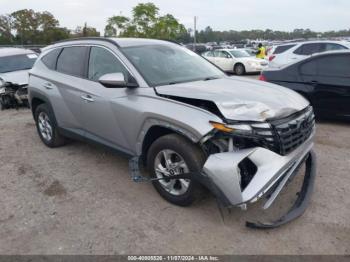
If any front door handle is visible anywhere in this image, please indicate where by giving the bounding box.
[43,82,53,90]
[310,80,318,85]
[81,95,94,102]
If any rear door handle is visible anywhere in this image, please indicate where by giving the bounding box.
[43,82,53,90]
[81,95,94,102]
[310,80,318,85]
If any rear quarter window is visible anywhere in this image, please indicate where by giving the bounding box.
[41,48,62,70]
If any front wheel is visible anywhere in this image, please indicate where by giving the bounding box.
[147,134,206,206]
[234,64,246,75]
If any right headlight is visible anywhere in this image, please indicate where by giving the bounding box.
[210,121,253,135]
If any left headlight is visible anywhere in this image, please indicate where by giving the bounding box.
[210,121,253,135]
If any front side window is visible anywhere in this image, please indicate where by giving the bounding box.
[88,47,128,81]
[122,44,224,86]
[0,53,37,73]
[203,51,213,57]
[56,46,88,77]
[215,51,229,58]
[323,43,347,52]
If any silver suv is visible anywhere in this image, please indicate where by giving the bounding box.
[29,38,316,228]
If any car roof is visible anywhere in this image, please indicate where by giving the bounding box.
[0,47,35,57]
[310,49,350,57]
[52,37,178,49]
[276,40,350,47]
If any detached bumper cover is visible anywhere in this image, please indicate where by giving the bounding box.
[246,150,316,229]
[200,136,316,228]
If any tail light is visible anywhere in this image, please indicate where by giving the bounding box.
[269,55,276,61]
[259,74,267,81]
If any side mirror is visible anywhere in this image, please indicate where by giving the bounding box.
[98,73,138,88]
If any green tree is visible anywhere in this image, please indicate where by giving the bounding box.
[105,2,187,40]
[72,23,100,37]
[0,14,13,43]
[11,9,39,44]
[105,15,129,36]
[131,2,159,37]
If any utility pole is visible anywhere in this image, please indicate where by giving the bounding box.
[193,16,197,52]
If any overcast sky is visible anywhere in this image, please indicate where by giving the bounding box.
[1,0,350,33]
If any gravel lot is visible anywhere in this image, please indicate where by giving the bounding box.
[0,84,349,255]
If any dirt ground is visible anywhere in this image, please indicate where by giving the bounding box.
[0,106,349,255]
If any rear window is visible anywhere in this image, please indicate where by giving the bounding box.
[41,48,61,70]
[273,44,296,54]
[56,47,88,77]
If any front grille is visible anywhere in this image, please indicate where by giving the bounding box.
[271,106,315,155]
[251,106,315,156]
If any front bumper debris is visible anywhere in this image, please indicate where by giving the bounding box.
[246,150,316,229]
[129,136,316,229]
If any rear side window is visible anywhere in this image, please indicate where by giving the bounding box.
[88,47,129,81]
[317,55,350,77]
[41,48,61,70]
[56,47,88,77]
[294,43,321,55]
[273,44,296,54]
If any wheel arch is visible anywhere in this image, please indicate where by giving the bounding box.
[139,122,203,165]
[30,91,58,125]
[234,62,245,70]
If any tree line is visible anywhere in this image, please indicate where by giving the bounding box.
[1,3,350,45]
[0,9,100,45]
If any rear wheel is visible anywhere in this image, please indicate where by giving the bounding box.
[34,104,66,147]
[147,134,206,206]
[234,63,246,75]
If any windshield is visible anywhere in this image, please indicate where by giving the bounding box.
[0,54,37,73]
[229,50,251,58]
[122,44,225,86]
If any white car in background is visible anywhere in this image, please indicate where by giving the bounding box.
[0,48,38,109]
[268,40,350,68]
[202,49,268,75]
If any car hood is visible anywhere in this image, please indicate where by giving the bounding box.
[155,76,309,122]
[0,70,29,86]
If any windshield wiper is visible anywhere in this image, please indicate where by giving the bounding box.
[203,76,220,81]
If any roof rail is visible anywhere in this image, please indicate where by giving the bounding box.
[54,37,120,47]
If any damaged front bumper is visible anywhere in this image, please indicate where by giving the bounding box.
[200,136,316,228]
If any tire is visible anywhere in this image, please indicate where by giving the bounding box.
[234,63,246,75]
[34,103,66,148]
[147,134,206,206]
